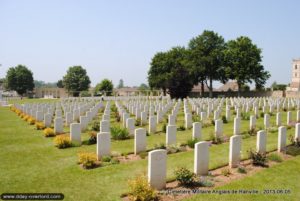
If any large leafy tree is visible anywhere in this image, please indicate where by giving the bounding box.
[148,47,194,99]
[224,36,270,95]
[148,52,169,95]
[188,30,227,97]
[62,66,91,97]
[117,79,124,88]
[56,79,64,88]
[94,79,114,96]
[6,65,34,96]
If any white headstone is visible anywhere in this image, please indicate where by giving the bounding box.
[287,111,292,125]
[100,120,110,133]
[96,132,111,160]
[215,119,223,138]
[44,113,52,127]
[141,111,147,125]
[257,130,267,154]
[149,115,157,134]
[250,115,256,130]
[126,118,135,135]
[70,123,81,144]
[36,111,44,122]
[234,117,240,135]
[168,114,176,126]
[185,113,192,129]
[148,149,167,190]
[80,116,88,131]
[194,141,209,175]
[295,123,300,141]
[264,114,270,129]
[276,112,281,126]
[192,122,201,140]
[134,128,146,155]
[54,117,63,134]
[166,125,176,146]
[65,112,72,126]
[229,135,242,168]
[278,126,286,152]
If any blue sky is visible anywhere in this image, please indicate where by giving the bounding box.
[0,0,299,88]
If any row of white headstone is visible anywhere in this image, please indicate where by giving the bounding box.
[147,123,300,190]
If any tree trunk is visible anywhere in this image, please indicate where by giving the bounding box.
[237,82,241,97]
[209,77,213,98]
[162,88,166,96]
[201,80,204,97]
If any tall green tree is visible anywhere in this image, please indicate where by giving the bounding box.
[224,36,270,95]
[62,66,91,97]
[117,79,124,88]
[6,65,34,96]
[56,79,64,88]
[188,30,227,97]
[148,52,169,95]
[94,79,114,96]
[148,47,194,99]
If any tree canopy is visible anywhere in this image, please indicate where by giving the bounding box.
[188,30,226,97]
[94,79,114,96]
[117,79,124,88]
[56,80,64,88]
[5,65,34,96]
[224,36,270,95]
[148,31,271,98]
[148,47,194,99]
[62,66,91,97]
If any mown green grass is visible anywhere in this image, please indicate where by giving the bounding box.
[1,99,299,201]
[184,155,300,201]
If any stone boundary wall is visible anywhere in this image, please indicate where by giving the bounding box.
[189,90,284,98]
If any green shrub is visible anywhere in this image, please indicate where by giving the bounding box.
[91,121,100,131]
[267,153,283,163]
[186,138,198,148]
[192,115,200,122]
[237,166,247,174]
[162,123,167,133]
[154,143,166,150]
[248,150,268,167]
[260,112,264,118]
[111,158,120,164]
[111,126,130,140]
[222,115,228,124]
[268,126,278,133]
[211,119,215,125]
[138,151,148,159]
[167,144,181,154]
[135,119,141,126]
[241,112,250,120]
[242,134,251,139]
[88,131,97,144]
[221,168,231,177]
[128,175,157,201]
[208,132,223,144]
[177,125,185,131]
[174,167,195,186]
[102,156,112,162]
[286,145,300,156]
[199,180,214,187]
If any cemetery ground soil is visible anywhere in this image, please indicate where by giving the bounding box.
[1,99,300,201]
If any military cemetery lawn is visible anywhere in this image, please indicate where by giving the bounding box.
[1,98,300,201]
[184,155,300,201]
